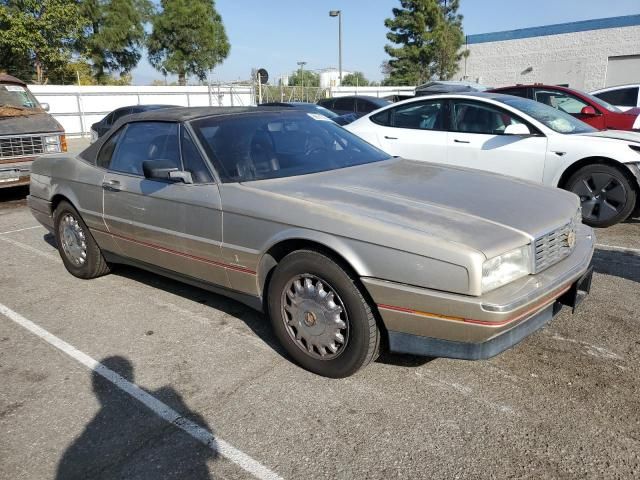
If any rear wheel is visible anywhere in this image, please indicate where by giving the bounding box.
[566,164,637,228]
[54,200,111,279]
[267,250,381,377]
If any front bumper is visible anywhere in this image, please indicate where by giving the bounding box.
[363,224,594,359]
[0,159,32,188]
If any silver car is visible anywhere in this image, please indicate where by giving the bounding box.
[28,107,594,377]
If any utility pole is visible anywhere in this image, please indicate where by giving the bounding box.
[329,10,343,84]
[297,61,306,102]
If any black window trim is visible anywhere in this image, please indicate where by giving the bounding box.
[179,123,218,185]
[449,98,544,137]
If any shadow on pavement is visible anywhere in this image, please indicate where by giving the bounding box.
[593,248,640,284]
[43,232,436,370]
[56,356,217,480]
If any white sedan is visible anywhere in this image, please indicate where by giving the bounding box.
[346,93,640,227]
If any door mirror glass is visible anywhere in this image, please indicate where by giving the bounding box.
[503,123,531,135]
[142,160,193,184]
[39,102,50,112]
[580,105,597,116]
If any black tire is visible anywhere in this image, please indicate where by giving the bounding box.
[54,200,111,279]
[565,163,637,228]
[267,250,381,378]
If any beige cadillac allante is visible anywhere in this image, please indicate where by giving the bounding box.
[28,107,594,377]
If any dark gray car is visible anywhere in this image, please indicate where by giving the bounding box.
[27,107,594,377]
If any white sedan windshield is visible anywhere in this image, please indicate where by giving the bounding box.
[500,96,597,134]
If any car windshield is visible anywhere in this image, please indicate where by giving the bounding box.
[191,111,391,182]
[0,84,41,109]
[499,96,597,134]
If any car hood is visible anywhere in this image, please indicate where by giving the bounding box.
[0,111,63,136]
[576,129,640,144]
[240,159,579,259]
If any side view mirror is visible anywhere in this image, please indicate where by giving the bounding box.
[142,160,193,184]
[580,106,597,116]
[503,123,531,135]
[40,102,50,112]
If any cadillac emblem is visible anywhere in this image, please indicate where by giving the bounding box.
[567,230,576,249]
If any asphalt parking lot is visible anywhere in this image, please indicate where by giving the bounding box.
[1,139,639,479]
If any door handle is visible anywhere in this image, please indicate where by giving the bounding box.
[102,179,121,191]
[453,139,470,144]
[384,135,398,140]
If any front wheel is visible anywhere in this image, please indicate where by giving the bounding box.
[267,250,381,377]
[566,164,637,228]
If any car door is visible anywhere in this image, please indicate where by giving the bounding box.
[447,99,548,182]
[368,99,449,162]
[100,121,229,287]
[532,88,606,130]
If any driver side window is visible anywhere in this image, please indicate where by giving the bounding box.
[452,101,525,135]
[108,122,180,176]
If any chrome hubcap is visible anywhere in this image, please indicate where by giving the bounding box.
[572,173,627,223]
[60,214,87,266]
[281,274,349,360]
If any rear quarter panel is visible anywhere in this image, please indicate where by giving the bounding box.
[31,155,105,231]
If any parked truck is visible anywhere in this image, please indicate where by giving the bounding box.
[0,74,66,188]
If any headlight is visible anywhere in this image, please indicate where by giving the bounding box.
[43,134,66,153]
[482,245,531,293]
[44,135,61,153]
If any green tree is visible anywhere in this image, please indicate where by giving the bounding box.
[78,0,152,83]
[288,69,319,88]
[0,0,86,84]
[147,0,229,86]
[341,71,369,87]
[384,0,466,85]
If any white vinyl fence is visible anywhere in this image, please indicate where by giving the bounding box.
[29,84,417,137]
[329,86,416,98]
[30,84,254,137]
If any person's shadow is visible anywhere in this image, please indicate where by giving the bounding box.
[56,356,216,480]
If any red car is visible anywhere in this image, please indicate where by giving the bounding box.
[489,84,640,131]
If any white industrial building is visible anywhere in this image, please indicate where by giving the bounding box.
[457,15,640,91]
[319,68,353,89]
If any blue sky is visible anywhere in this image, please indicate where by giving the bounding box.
[133,0,640,85]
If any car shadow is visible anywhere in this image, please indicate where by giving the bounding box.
[44,232,436,369]
[0,185,28,204]
[592,248,640,284]
[56,356,217,480]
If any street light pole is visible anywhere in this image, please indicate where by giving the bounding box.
[297,61,306,102]
[329,10,342,85]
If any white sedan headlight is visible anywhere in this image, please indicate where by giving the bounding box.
[482,245,531,293]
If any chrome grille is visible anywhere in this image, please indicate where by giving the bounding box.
[0,135,45,160]
[534,221,576,273]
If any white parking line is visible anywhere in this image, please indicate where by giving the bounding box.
[0,236,58,260]
[0,225,42,235]
[0,302,283,480]
[596,243,640,255]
